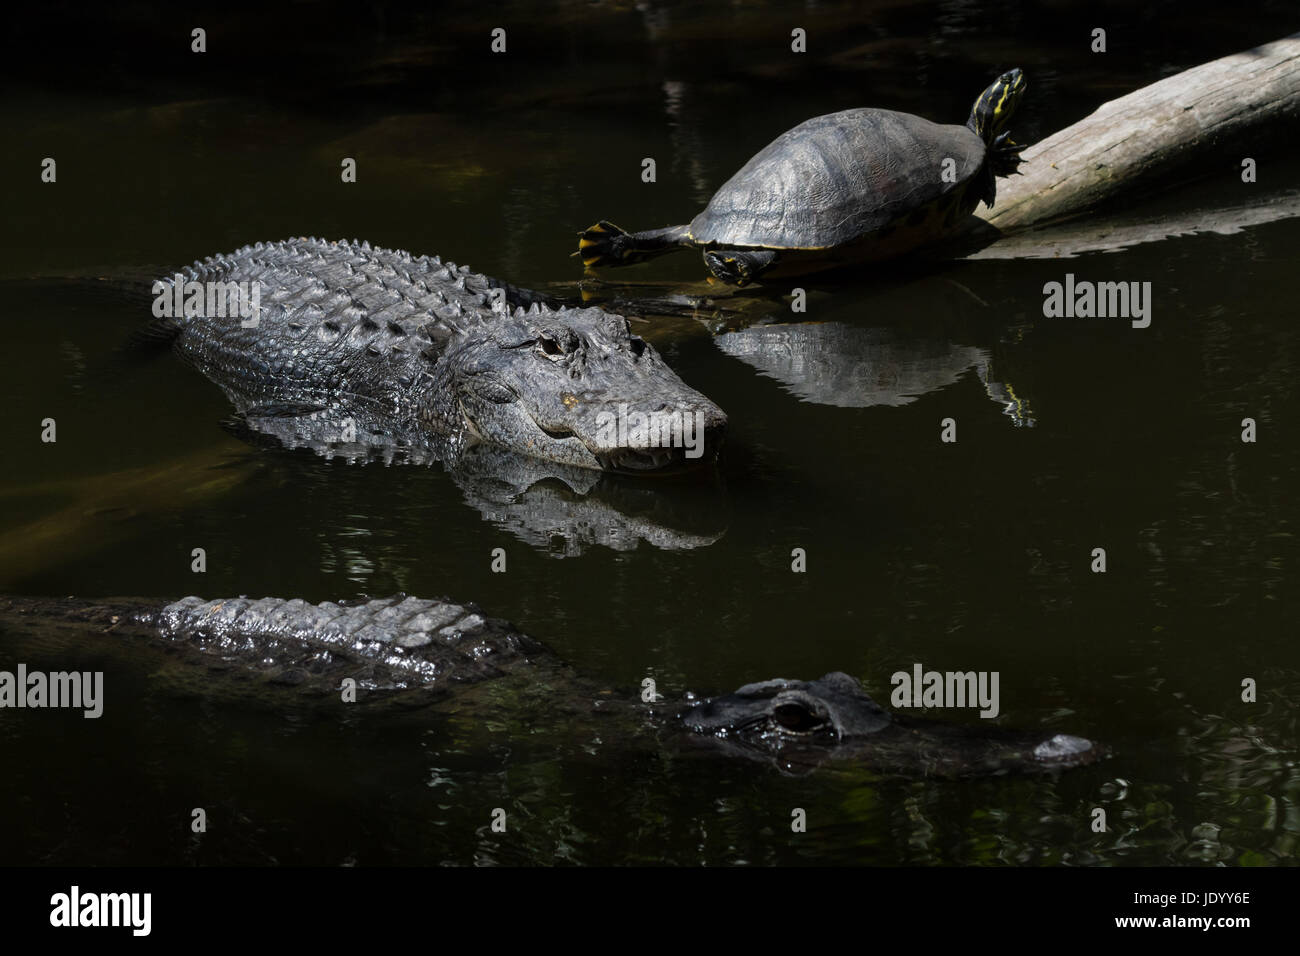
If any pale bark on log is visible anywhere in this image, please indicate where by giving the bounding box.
[975,32,1300,234]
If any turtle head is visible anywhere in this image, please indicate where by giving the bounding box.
[968,68,1026,144]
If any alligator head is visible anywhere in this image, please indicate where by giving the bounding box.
[433,305,727,471]
[677,672,1102,776]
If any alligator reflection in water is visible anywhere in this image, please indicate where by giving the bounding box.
[714,320,1031,423]
[0,594,1102,779]
[228,408,726,556]
[451,445,725,555]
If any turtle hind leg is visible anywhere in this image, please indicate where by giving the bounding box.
[575,221,690,268]
[702,249,780,286]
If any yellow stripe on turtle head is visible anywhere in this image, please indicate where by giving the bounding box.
[970,68,1025,143]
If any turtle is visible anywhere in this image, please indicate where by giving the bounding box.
[576,68,1027,285]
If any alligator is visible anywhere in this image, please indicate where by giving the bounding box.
[156,238,726,471]
[0,594,1102,777]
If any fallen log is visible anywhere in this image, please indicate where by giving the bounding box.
[976,32,1300,234]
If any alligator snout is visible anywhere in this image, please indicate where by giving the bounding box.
[588,400,727,471]
[1033,733,1102,764]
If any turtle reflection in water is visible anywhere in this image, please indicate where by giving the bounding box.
[713,320,1034,426]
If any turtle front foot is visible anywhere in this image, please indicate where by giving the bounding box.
[990,132,1028,177]
[577,220,635,268]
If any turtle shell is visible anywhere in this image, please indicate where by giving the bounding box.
[688,108,987,250]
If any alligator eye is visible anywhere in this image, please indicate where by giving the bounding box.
[538,335,564,358]
[772,702,822,733]
[469,378,517,405]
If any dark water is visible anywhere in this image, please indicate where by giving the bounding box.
[2,1,1298,865]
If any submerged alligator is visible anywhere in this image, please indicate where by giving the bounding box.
[157,238,726,471]
[0,594,1101,777]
